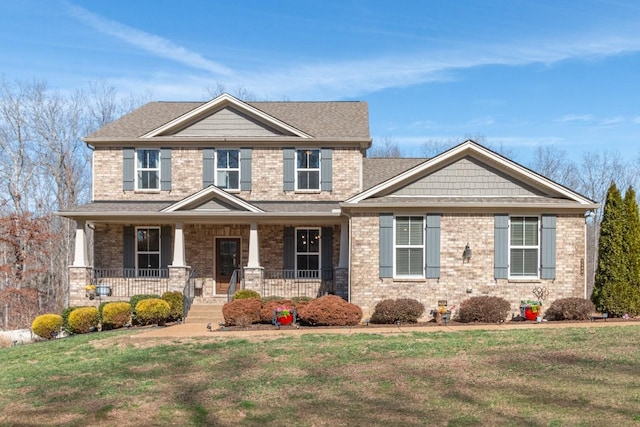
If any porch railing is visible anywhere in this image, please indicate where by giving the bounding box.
[92,268,170,297]
[260,269,335,299]
[227,269,241,302]
[182,269,197,319]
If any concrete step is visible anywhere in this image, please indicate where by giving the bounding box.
[192,296,228,305]
[185,303,224,324]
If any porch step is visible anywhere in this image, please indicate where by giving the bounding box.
[185,302,225,324]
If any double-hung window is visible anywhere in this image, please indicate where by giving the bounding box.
[510,216,539,277]
[395,216,424,277]
[296,149,320,191]
[136,227,160,276]
[296,228,320,278]
[136,149,160,190]
[216,149,240,190]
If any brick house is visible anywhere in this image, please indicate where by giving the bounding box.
[58,93,598,319]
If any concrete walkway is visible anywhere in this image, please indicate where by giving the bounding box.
[131,318,640,340]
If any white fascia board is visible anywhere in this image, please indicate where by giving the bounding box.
[161,185,264,213]
[141,93,312,139]
[347,140,596,205]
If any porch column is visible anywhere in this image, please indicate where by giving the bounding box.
[247,222,261,268]
[172,222,186,267]
[338,220,349,268]
[72,220,88,267]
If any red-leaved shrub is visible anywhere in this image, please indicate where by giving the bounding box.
[297,295,362,326]
[222,298,262,326]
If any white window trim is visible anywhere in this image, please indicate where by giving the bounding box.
[214,149,240,191]
[135,148,161,191]
[135,226,161,275]
[508,215,540,279]
[295,149,321,192]
[295,227,321,279]
[393,215,425,278]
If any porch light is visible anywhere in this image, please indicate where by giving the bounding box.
[462,243,472,263]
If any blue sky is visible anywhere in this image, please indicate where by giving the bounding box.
[2,0,640,163]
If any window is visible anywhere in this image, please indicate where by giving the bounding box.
[296,149,320,190]
[296,228,320,278]
[136,227,160,276]
[136,149,160,190]
[395,216,424,277]
[216,149,240,190]
[510,216,539,277]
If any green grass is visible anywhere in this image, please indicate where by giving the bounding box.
[1,326,639,426]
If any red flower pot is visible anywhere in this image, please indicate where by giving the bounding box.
[277,314,293,325]
[524,307,538,321]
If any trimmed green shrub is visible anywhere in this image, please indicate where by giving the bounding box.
[135,298,171,325]
[101,302,132,330]
[68,307,100,334]
[544,298,595,321]
[31,314,63,339]
[458,296,511,323]
[297,295,362,326]
[162,291,184,321]
[222,298,262,326]
[370,298,425,324]
[600,281,640,316]
[61,306,78,334]
[130,294,160,324]
[232,289,261,300]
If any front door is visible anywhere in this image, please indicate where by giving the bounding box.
[216,238,240,295]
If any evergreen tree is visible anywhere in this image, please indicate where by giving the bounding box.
[623,187,640,286]
[592,182,625,309]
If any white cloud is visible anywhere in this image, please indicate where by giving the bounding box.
[65,3,233,77]
[555,114,595,123]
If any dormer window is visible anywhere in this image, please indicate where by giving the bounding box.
[136,149,160,190]
[296,149,320,191]
[216,149,240,190]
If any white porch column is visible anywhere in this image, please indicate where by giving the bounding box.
[172,222,186,267]
[73,220,88,267]
[247,222,261,268]
[338,220,349,268]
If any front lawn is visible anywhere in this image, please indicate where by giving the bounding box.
[1,326,639,426]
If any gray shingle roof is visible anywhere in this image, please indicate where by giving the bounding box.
[362,157,428,190]
[86,100,370,140]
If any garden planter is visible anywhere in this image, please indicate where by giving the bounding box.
[523,307,538,321]
[276,314,293,325]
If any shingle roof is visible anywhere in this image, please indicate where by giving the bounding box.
[86,100,370,140]
[362,157,427,190]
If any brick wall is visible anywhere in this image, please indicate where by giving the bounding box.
[92,146,362,201]
[349,213,586,320]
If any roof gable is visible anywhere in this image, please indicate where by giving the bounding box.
[161,185,263,213]
[142,93,311,139]
[347,140,596,206]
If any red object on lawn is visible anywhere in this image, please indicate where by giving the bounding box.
[277,314,294,325]
[524,307,538,321]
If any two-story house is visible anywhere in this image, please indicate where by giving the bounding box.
[58,93,598,318]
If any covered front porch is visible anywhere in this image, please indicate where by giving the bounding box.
[69,219,350,307]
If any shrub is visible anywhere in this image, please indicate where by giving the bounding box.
[130,294,160,324]
[68,307,100,334]
[370,298,425,324]
[544,298,595,321]
[600,282,640,316]
[297,295,362,326]
[232,289,261,300]
[162,291,184,321]
[31,314,63,339]
[61,306,78,334]
[222,298,262,326]
[135,298,171,325]
[260,299,297,323]
[458,296,511,323]
[101,302,132,329]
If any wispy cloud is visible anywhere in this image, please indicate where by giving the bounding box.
[64,2,640,101]
[65,3,233,77]
[555,114,595,123]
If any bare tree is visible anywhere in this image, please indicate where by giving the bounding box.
[528,145,580,190]
[368,135,403,158]
[205,83,256,101]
